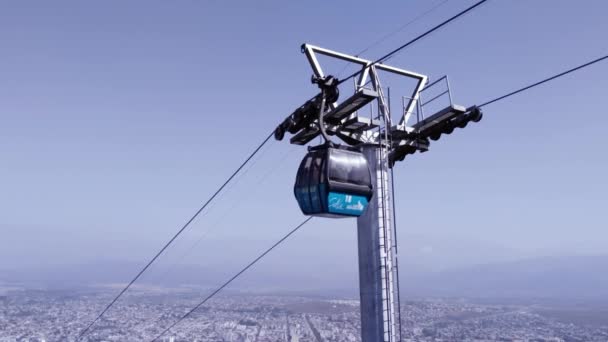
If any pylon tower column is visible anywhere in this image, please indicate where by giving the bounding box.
[357,144,398,342]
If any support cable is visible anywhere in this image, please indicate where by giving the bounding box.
[150,217,313,342]
[76,132,274,341]
[337,0,489,86]
[337,0,450,78]
[478,54,608,108]
[149,145,296,286]
[359,0,450,59]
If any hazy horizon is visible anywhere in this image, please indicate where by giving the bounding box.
[2,0,607,300]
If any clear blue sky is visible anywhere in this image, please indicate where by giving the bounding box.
[1,0,607,283]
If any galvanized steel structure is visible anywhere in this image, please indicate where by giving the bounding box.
[275,44,482,342]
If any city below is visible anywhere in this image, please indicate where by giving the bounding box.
[1,286,607,342]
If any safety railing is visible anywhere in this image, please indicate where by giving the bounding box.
[402,75,455,128]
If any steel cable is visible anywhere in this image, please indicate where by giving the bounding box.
[76,131,274,340]
[149,217,313,342]
[337,0,489,86]
[478,54,608,108]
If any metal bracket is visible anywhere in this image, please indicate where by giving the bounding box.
[277,44,479,164]
[302,44,428,121]
[294,44,429,145]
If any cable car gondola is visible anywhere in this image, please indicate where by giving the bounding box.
[291,74,374,218]
[294,144,373,218]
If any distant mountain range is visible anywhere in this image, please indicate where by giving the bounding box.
[2,255,608,302]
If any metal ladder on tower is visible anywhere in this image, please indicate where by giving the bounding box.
[373,70,401,342]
